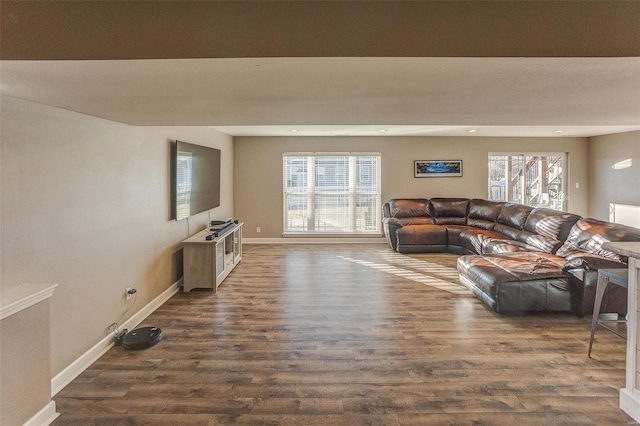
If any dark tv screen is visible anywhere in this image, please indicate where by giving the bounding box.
[171,140,221,220]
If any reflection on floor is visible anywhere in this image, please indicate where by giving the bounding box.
[338,251,470,295]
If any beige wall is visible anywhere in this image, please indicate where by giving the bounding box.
[234,136,589,239]
[0,97,233,375]
[588,131,640,225]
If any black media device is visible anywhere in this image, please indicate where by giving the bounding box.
[206,222,235,239]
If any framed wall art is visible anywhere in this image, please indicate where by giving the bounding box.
[414,160,463,178]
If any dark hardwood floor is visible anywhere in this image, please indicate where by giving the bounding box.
[53,244,632,425]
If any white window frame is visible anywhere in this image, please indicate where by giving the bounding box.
[488,152,567,211]
[283,152,382,236]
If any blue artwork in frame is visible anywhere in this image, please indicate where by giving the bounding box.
[414,160,462,178]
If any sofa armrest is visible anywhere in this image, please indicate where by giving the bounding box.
[382,202,392,219]
[561,251,627,272]
[382,217,403,251]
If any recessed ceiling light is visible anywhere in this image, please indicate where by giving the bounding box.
[379,129,389,133]
[468,129,478,133]
[289,129,299,133]
[554,130,565,134]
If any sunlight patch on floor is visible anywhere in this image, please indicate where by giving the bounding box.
[337,254,471,295]
[377,251,461,280]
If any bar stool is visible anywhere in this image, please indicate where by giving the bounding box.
[588,268,628,358]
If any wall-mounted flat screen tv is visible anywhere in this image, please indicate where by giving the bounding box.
[171,140,221,221]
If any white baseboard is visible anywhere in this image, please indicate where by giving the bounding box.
[620,388,640,422]
[24,400,59,426]
[244,237,387,244]
[50,279,182,397]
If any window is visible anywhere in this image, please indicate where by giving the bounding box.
[488,153,566,211]
[283,153,381,234]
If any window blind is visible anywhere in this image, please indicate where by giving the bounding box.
[283,153,381,234]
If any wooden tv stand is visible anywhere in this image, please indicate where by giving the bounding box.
[182,222,242,292]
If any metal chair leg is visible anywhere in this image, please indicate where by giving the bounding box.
[588,274,609,358]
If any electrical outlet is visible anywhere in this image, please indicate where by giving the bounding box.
[126,287,136,301]
[256,226,261,233]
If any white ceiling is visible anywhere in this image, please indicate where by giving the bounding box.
[1,57,639,137]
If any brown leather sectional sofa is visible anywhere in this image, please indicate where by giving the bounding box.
[382,198,640,316]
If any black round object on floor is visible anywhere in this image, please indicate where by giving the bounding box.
[122,326,162,350]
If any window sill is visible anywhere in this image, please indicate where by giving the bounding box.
[282,233,383,238]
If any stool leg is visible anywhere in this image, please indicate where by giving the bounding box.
[589,275,609,358]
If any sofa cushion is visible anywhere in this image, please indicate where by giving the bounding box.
[467,199,504,230]
[388,199,432,218]
[523,208,581,240]
[482,238,532,254]
[556,218,640,262]
[492,223,523,240]
[517,208,581,253]
[459,228,505,254]
[396,225,448,253]
[492,203,534,241]
[496,203,534,229]
[444,225,468,248]
[430,198,469,225]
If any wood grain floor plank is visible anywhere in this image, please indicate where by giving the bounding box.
[52,244,633,424]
